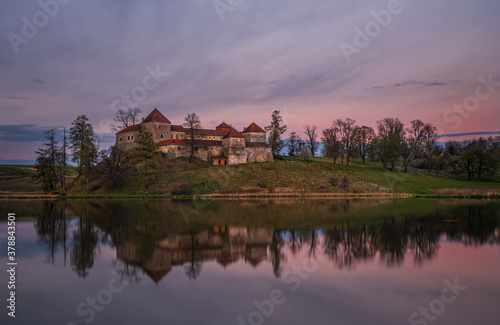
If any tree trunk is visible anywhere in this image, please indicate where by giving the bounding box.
[86,171,90,192]
[145,174,149,189]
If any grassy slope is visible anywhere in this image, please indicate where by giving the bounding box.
[65,156,500,196]
[0,165,78,194]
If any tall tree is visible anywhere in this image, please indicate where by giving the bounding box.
[70,115,98,192]
[422,123,438,175]
[303,125,318,157]
[333,118,357,167]
[111,108,142,132]
[129,126,161,189]
[57,127,68,195]
[34,129,60,193]
[265,110,287,157]
[375,118,406,171]
[352,125,375,164]
[183,113,202,163]
[322,126,341,164]
[287,132,302,156]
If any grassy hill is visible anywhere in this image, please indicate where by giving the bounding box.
[65,156,500,196]
[1,157,499,197]
[0,165,78,194]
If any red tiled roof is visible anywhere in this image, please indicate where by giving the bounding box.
[171,125,227,137]
[170,125,184,132]
[216,122,232,130]
[116,124,140,134]
[222,129,245,139]
[243,122,266,133]
[157,139,223,146]
[143,108,171,123]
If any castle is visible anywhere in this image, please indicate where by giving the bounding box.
[115,108,273,165]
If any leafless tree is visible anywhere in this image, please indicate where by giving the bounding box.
[183,113,202,163]
[111,108,142,132]
[304,125,318,157]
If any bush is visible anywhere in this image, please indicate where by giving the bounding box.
[267,183,276,193]
[341,175,350,192]
[329,176,339,187]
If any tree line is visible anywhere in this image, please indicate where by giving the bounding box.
[265,110,499,181]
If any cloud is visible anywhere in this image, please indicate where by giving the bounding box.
[393,80,447,87]
[33,78,45,84]
[0,124,55,142]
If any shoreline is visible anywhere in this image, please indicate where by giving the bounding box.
[1,192,499,200]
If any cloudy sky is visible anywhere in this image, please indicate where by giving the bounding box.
[1,0,499,163]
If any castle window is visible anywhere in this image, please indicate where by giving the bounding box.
[159,126,161,129]
[131,136,134,140]
[127,136,130,141]
[119,137,122,142]
[161,133,163,139]
[171,134,173,139]
[177,147,181,150]
[176,134,179,139]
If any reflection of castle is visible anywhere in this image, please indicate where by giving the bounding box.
[116,226,273,283]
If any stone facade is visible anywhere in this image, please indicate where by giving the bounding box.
[115,108,273,165]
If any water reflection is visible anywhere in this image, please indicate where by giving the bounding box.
[31,199,500,283]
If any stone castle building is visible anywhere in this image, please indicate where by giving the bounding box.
[115,108,273,165]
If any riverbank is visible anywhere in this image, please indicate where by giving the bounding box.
[1,157,499,199]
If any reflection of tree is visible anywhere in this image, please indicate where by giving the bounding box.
[323,224,376,269]
[270,230,286,278]
[70,202,99,278]
[35,201,68,265]
[286,230,304,256]
[184,229,202,279]
[407,218,440,266]
[372,217,408,267]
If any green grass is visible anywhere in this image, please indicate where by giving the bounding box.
[64,156,500,196]
[2,156,499,196]
[0,165,78,193]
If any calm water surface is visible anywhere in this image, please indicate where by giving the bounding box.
[0,199,499,325]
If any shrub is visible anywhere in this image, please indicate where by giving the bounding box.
[341,175,350,192]
[329,176,339,187]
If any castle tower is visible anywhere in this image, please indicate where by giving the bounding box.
[242,122,266,143]
[222,129,247,165]
[141,108,171,143]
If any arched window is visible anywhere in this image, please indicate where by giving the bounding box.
[127,136,130,140]
[119,137,122,142]
[176,134,179,139]
[131,136,134,140]
[161,134,163,138]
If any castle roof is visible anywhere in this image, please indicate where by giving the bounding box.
[216,122,232,130]
[157,139,223,146]
[116,124,140,134]
[143,108,171,124]
[222,129,245,139]
[243,122,266,133]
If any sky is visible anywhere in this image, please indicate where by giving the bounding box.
[1,0,499,163]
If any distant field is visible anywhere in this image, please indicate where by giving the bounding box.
[0,165,78,194]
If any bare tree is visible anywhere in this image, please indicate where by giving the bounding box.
[287,132,302,156]
[111,108,142,132]
[183,113,202,163]
[304,125,318,157]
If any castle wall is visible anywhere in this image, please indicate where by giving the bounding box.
[158,144,223,161]
[246,147,273,163]
[223,138,247,165]
[142,121,171,143]
[116,131,139,150]
[244,132,266,143]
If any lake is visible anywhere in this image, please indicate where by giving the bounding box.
[0,199,499,325]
